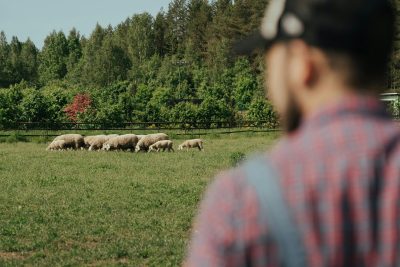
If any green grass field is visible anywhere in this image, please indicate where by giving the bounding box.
[0,133,279,266]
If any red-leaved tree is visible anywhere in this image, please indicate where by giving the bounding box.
[64,93,92,122]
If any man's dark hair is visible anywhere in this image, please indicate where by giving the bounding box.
[316,1,396,90]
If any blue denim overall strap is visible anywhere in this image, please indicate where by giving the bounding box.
[244,157,307,267]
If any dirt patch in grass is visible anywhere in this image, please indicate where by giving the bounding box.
[0,251,32,260]
[87,258,130,266]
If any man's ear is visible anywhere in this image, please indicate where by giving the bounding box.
[288,40,316,89]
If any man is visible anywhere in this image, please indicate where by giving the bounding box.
[186,0,400,266]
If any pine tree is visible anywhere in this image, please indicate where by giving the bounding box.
[231,0,268,36]
[80,24,106,86]
[38,31,69,84]
[66,28,82,74]
[154,11,167,56]
[207,0,234,40]
[127,13,155,64]
[9,36,23,84]
[0,31,11,87]
[165,0,188,55]
[100,34,131,86]
[114,18,131,52]
[80,26,131,87]
[186,0,212,62]
[20,38,38,84]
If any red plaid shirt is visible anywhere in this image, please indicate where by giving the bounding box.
[186,95,400,267]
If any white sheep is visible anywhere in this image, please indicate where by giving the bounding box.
[83,134,119,150]
[148,140,174,153]
[137,135,146,141]
[135,133,169,152]
[53,134,85,150]
[178,139,204,152]
[88,135,108,151]
[46,140,66,151]
[83,136,96,148]
[102,134,139,151]
[107,134,119,139]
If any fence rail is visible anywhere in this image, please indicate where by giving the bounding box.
[0,121,281,138]
[1,120,398,139]
[0,121,278,130]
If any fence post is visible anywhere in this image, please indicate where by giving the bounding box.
[45,122,48,141]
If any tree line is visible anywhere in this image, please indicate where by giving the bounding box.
[0,0,398,129]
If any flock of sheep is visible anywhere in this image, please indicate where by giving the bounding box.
[46,133,204,153]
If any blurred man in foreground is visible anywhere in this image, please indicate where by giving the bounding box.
[186,0,400,266]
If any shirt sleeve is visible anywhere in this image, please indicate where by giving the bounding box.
[184,170,263,267]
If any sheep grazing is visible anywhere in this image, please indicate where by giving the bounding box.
[84,136,96,148]
[107,134,119,139]
[137,135,146,141]
[102,134,139,151]
[53,134,85,150]
[46,140,66,151]
[88,135,108,151]
[178,139,204,152]
[135,133,169,152]
[83,134,119,151]
[148,140,174,153]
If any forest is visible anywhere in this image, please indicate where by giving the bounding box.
[0,0,399,129]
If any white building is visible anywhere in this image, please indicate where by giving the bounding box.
[380,92,400,104]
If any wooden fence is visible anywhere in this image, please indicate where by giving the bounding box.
[0,121,281,138]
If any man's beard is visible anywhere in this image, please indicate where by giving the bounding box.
[283,93,302,133]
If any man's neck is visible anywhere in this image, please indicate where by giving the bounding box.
[301,82,372,120]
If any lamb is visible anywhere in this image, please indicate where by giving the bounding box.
[46,140,66,151]
[102,134,139,151]
[178,139,204,152]
[135,133,169,152]
[148,140,174,153]
[53,134,85,149]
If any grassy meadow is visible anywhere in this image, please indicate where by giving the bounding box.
[0,132,279,266]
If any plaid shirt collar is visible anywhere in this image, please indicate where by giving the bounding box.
[300,94,389,131]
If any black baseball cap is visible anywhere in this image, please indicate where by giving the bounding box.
[234,0,395,57]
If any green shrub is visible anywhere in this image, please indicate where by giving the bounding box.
[6,133,28,143]
[389,99,400,119]
[229,152,246,167]
[33,136,52,144]
[247,97,279,128]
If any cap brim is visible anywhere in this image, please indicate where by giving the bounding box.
[232,31,273,55]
